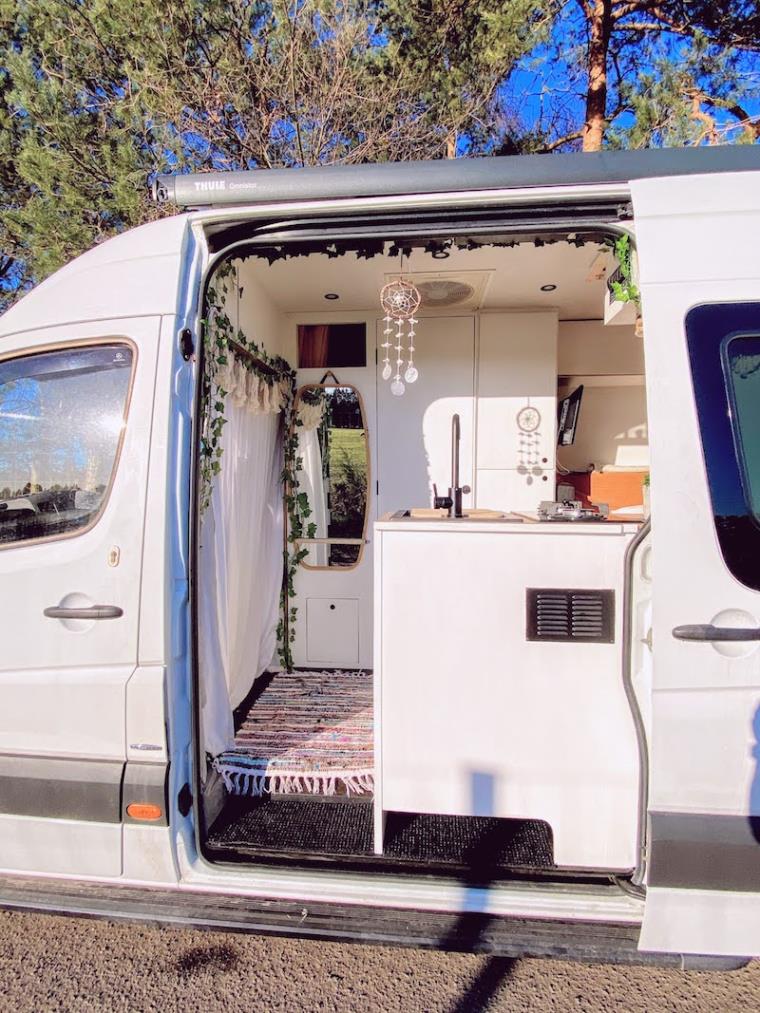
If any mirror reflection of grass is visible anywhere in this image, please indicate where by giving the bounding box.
[328,429,367,564]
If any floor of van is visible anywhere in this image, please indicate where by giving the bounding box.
[205,795,557,877]
[219,668,373,798]
[208,670,611,882]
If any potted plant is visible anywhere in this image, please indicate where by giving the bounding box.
[604,234,640,326]
[642,471,651,518]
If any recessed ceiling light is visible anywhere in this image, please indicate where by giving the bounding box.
[324,292,340,300]
[540,284,557,292]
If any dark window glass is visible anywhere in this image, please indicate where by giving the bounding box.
[686,304,760,592]
[724,335,760,523]
[297,323,366,368]
[0,344,133,546]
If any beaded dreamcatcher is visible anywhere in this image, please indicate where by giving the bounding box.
[380,277,421,396]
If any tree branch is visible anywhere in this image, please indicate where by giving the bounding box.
[540,129,584,152]
[612,0,662,20]
[574,0,595,24]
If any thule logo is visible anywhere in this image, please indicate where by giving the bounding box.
[193,180,226,192]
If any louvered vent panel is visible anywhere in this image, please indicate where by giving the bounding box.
[526,589,614,644]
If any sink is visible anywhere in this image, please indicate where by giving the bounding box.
[405,507,514,521]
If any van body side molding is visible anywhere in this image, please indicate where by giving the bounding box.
[0,756,124,823]
[0,756,169,826]
[648,812,760,891]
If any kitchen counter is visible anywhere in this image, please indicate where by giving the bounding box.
[377,510,641,534]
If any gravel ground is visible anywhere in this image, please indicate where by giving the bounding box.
[0,910,758,1012]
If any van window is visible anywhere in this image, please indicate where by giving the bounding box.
[0,343,133,546]
[686,303,760,592]
[724,334,760,522]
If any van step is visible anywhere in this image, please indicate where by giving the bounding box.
[207,797,554,871]
[0,874,744,969]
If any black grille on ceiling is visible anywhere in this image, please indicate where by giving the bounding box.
[526,589,615,644]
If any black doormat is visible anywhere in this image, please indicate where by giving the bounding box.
[206,797,554,874]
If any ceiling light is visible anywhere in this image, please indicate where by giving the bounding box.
[324,292,340,300]
[540,284,557,292]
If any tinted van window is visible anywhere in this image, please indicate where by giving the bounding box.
[0,344,133,546]
[686,304,760,592]
[724,334,760,522]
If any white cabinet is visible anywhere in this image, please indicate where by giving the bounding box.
[377,315,475,516]
[475,312,558,512]
[476,468,552,513]
[374,518,640,870]
[306,597,359,667]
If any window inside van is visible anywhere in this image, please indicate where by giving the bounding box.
[0,343,133,546]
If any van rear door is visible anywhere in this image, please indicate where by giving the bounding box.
[632,170,760,958]
[0,319,159,877]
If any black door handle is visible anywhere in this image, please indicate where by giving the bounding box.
[44,605,124,620]
[672,623,760,642]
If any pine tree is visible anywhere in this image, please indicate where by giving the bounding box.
[0,0,449,308]
[373,0,557,157]
[566,1,760,151]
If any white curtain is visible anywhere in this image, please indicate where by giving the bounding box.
[199,400,283,758]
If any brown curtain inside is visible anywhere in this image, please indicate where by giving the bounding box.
[298,324,330,367]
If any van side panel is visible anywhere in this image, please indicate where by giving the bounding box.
[633,170,760,958]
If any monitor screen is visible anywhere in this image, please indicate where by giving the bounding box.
[557,384,584,446]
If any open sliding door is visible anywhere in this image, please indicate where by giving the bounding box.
[633,170,760,958]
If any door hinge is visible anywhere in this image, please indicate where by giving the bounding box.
[376,480,379,496]
[179,328,195,361]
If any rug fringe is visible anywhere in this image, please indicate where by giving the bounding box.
[214,759,374,798]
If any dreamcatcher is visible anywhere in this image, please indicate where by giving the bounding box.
[380,277,421,397]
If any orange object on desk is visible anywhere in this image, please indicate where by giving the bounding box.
[567,470,647,512]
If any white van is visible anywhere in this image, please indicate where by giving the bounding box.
[1,146,759,968]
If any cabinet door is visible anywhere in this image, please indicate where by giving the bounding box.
[475,312,557,512]
[306,597,360,666]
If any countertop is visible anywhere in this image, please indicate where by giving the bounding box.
[375,510,643,535]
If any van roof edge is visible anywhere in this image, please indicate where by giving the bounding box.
[152,145,760,210]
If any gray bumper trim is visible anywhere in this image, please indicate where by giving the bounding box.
[649,812,760,891]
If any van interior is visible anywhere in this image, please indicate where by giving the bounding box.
[196,225,652,888]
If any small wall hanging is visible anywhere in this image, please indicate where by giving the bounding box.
[380,276,421,396]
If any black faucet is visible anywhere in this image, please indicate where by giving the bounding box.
[433,413,470,517]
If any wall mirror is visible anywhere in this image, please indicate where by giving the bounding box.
[292,383,369,569]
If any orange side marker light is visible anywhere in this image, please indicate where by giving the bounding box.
[126,803,163,821]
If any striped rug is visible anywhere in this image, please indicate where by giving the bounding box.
[213,670,374,797]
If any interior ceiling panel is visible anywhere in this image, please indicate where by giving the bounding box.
[239,241,611,320]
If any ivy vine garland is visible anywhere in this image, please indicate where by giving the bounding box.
[202,259,305,671]
[608,234,640,307]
